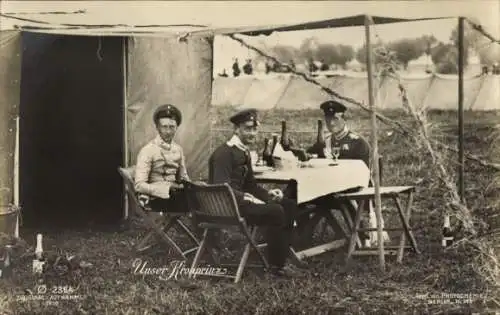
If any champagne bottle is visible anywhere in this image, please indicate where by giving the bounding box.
[0,245,13,279]
[316,119,325,145]
[280,121,291,151]
[442,215,454,248]
[307,120,326,158]
[33,233,46,274]
[262,137,273,167]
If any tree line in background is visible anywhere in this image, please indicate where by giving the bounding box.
[256,20,500,75]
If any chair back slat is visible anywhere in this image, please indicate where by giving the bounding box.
[183,180,242,224]
[118,166,141,207]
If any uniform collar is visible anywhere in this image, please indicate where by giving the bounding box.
[227,134,249,153]
[333,126,349,140]
[154,135,175,149]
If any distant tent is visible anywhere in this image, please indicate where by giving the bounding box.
[211,73,500,111]
[347,58,363,71]
[407,54,433,72]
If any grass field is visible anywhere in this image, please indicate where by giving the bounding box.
[1,108,499,315]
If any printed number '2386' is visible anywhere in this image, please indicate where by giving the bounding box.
[36,285,75,295]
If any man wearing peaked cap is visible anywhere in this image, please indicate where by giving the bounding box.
[153,104,182,126]
[309,100,370,166]
[208,108,303,277]
[320,100,347,117]
[134,104,190,212]
[229,108,260,127]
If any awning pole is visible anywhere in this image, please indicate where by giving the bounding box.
[14,116,20,238]
[458,17,465,203]
[365,15,385,271]
[122,37,129,220]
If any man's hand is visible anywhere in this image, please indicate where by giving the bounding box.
[268,189,283,201]
[154,189,171,199]
[244,193,265,204]
[243,193,256,202]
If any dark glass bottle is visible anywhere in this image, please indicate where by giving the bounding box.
[280,120,291,151]
[307,119,326,158]
[0,245,13,279]
[442,215,454,247]
[262,137,273,166]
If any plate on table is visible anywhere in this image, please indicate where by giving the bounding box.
[252,165,273,174]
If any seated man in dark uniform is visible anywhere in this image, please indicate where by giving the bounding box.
[134,104,189,212]
[307,100,370,166]
[208,109,302,277]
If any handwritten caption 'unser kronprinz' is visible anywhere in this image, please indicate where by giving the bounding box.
[132,258,228,280]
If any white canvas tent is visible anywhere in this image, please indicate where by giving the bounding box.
[0,6,467,233]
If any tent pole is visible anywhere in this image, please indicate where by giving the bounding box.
[365,15,385,271]
[458,17,465,203]
[14,116,19,238]
[122,37,129,220]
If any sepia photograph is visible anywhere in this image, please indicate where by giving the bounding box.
[0,0,499,314]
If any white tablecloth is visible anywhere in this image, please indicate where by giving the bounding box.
[255,159,370,204]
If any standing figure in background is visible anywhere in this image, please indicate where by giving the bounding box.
[232,58,241,77]
[265,61,272,74]
[134,104,189,212]
[320,60,330,71]
[243,59,253,75]
[308,58,318,73]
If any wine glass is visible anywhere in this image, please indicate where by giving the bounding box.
[332,146,341,162]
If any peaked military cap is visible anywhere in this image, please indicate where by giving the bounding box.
[320,100,347,117]
[153,104,182,126]
[230,108,260,126]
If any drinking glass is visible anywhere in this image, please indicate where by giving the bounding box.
[332,146,340,162]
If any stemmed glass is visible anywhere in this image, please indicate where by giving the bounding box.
[332,146,341,163]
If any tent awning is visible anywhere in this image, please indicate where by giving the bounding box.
[1,12,456,37]
[223,15,456,36]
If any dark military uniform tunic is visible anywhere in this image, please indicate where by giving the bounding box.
[209,136,297,268]
[307,128,371,168]
[209,142,270,205]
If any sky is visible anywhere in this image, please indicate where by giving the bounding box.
[2,1,499,74]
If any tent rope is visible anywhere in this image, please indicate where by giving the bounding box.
[466,18,500,46]
[0,13,51,25]
[2,10,87,15]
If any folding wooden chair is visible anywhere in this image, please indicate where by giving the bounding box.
[118,167,199,260]
[183,180,269,284]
